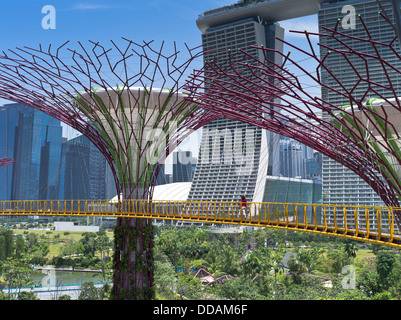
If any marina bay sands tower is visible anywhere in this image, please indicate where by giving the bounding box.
[189,0,323,203]
[190,0,401,208]
[318,0,401,207]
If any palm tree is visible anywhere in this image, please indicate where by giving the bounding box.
[270,260,284,284]
[203,248,221,275]
[344,243,358,266]
[241,251,263,278]
[220,246,239,276]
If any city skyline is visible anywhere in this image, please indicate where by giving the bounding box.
[0,1,320,159]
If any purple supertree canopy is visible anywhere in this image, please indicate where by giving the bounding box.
[0,39,218,200]
[186,13,401,229]
[0,39,220,300]
[0,157,14,167]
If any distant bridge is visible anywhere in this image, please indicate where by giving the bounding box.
[0,199,400,248]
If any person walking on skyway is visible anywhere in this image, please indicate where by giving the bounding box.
[241,195,247,219]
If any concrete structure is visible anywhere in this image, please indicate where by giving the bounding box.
[190,2,285,204]
[190,0,327,204]
[53,221,99,232]
[196,0,324,33]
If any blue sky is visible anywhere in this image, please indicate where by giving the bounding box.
[0,0,239,49]
[0,0,319,61]
[0,0,320,104]
[0,0,320,161]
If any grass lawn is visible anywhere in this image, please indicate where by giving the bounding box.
[12,229,114,257]
[355,249,376,263]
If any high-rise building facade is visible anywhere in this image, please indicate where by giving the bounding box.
[191,0,399,208]
[0,104,26,200]
[190,1,328,204]
[58,135,91,200]
[0,102,116,201]
[190,4,285,203]
[173,151,196,183]
[58,134,116,200]
[318,0,401,207]
[0,103,63,201]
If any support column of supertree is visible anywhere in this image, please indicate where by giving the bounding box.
[185,13,401,230]
[0,157,14,167]
[0,39,219,299]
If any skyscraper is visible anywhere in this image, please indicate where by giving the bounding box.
[189,3,285,203]
[0,104,25,200]
[173,151,196,183]
[58,134,116,200]
[318,0,401,206]
[58,135,90,200]
[0,103,63,200]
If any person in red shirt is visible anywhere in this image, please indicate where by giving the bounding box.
[241,195,247,219]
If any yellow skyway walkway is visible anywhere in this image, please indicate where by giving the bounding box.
[1,199,400,249]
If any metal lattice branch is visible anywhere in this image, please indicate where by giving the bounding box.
[186,13,401,229]
[0,39,220,300]
[0,157,14,167]
[0,39,218,200]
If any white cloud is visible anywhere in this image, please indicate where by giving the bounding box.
[67,3,131,11]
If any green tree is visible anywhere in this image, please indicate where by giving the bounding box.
[376,251,396,289]
[78,282,100,300]
[154,256,176,298]
[96,234,112,281]
[344,243,358,266]
[25,233,39,252]
[220,246,239,276]
[0,229,14,261]
[241,251,263,278]
[327,248,350,273]
[202,247,221,275]
[1,257,34,300]
[271,259,284,284]
[59,240,79,257]
[14,235,25,258]
[79,232,97,257]
[357,269,381,297]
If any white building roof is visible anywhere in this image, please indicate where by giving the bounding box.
[110,182,192,202]
[152,182,192,201]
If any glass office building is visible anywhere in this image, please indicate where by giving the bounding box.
[58,134,116,200]
[0,103,63,201]
[0,104,26,200]
[1,102,116,202]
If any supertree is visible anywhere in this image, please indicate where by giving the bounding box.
[0,39,219,299]
[185,13,401,230]
[0,157,14,166]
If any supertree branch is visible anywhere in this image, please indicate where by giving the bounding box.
[0,39,217,199]
[0,39,219,300]
[186,13,401,227]
[0,157,14,167]
[187,53,396,206]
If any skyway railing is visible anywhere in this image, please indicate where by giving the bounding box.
[0,199,400,248]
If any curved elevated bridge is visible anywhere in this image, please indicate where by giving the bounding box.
[1,199,400,249]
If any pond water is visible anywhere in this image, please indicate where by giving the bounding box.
[30,270,104,287]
